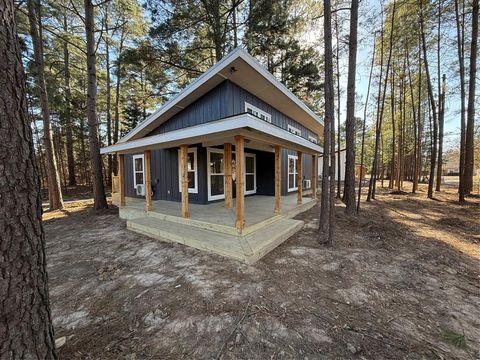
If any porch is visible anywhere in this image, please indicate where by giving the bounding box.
[119,194,317,264]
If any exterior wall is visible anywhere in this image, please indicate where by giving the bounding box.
[148,80,319,141]
[123,145,314,204]
[281,149,312,196]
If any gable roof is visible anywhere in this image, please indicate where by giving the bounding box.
[119,47,323,143]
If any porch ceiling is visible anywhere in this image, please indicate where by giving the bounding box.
[100,114,323,155]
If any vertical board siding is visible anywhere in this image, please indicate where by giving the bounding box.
[147,80,319,141]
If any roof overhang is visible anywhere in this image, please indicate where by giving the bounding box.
[101,114,323,155]
[119,47,324,143]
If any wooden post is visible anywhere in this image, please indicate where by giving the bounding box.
[297,151,303,205]
[274,145,281,214]
[144,150,152,211]
[180,144,190,218]
[118,153,126,207]
[224,143,233,208]
[311,154,317,199]
[235,135,245,231]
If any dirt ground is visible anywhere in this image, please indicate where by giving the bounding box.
[43,183,480,359]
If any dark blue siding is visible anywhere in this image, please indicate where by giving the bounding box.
[148,80,318,140]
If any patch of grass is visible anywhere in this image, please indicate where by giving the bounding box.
[443,330,467,349]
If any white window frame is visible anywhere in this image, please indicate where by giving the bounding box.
[244,153,257,195]
[207,148,257,201]
[245,102,272,123]
[178,147,198,194]
[308,135,318,144]
[288,124,302,136]
[288,154,298,192]
[132,154,145,188]
[207,148,226,201]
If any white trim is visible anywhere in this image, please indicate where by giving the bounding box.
[132,154,145,189]
[118,47,323,143]
[245,102,272,123]
[177,147,198,194]
[308,135,318,144]
[287,154,298,192]
[101,114,323,155]
[207,148,225,201]
[288,124,302,136]
[244,153,256,195]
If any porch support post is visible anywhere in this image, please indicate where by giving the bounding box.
[224,143,233,208]
[144,150,152,211]
[180,144,190,218]
[274,145,281,214]
[118,153,126,207]
[311,154,317,199]
[235,135,245,231]
[297,151,303,205]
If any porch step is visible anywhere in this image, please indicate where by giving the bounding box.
[126,216,304,264]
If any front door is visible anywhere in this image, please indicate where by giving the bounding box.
[207,148,256,201]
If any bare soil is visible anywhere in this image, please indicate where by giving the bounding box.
[44,183,480,359]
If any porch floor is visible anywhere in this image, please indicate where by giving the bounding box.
[119,194,317,263]
[122,194,313,229]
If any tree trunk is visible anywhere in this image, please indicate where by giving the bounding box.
[390,69,396,190]
[113,31,125,176]
[406,45,418,193]
[357,32,376,212]
[63,14,76,187]
[464,0,478,195]
[436,74,445,191]
[85,0,108,209]
[104,5,112,187]
[27,0,64,210]
[334,10,342,199]
[344,0,358,215]
[420,1,438,199]
[455,0,467,201]
[0,0,57,356]
[319,0,336,245]
[368,0,396,201]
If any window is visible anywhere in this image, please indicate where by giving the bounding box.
[245,102,272,123]
[288,154,298,192]
[308,135,318,144]
[207,148,224,201]
[178,147,198,193]
[245,154,256,195]
[133,154,145,188]
[288,124,302,136]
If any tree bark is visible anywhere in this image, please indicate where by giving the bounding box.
[455,0,467,201]
[27,0,64,210]
[436,74,445,191]
[319,0,336,245]
[420,1,438,199]
[85,0,108,209]
[0,0,57,356]
[63,13,76,187]
[464,0,478,195]
[357,32,376,212]
[104,4,112,186]
[334,10,342,199]
[113,30,125,176]
[344,0,358,215]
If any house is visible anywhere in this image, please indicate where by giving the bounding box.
[101,48,323,263]
[317,149,366,181]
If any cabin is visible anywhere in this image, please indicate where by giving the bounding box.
[101,48,323,263]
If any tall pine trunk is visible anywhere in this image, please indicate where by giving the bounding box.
[455,0,467,201]
[420,2,438,199]
[27,0,64,210]
[0,0,57,356]
[85,0,108,209]
[344,0,359,215]
[464,0,478,195]
[63,14,76,187]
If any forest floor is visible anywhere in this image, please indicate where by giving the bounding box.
[43,182,480,359]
